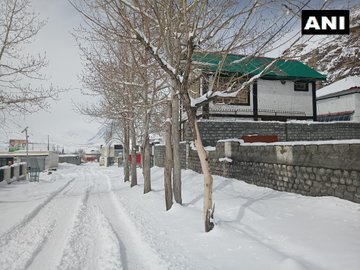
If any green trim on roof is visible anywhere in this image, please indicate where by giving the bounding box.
[192,53,326,81]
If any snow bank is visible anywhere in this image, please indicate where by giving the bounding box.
[0,163,359,270]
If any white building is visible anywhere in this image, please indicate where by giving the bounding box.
[190,53,326,122]
[317,76,360,122]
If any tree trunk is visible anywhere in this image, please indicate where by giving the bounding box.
[143,130,151,193]
[193,119,214,232]
[182,94,214,232]
[130,118,137,187]
[142,77,152,193]
[171,83,182,204]
[123,120,130,182]
[164,99,173,210]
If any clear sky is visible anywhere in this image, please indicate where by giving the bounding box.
[2,0,104,152]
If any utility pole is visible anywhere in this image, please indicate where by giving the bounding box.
[21,127,29,169]
[47,135,50,151]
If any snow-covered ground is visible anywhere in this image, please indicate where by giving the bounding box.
[0,163,359,270]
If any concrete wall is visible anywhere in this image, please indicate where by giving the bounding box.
[0,162,27,184]
[317,94,355,115]
[356,93,360,122]
[59,155,81,165]
[185,121,360,146]
[154,144,165,167]
[46,152,59,170]
[317,93,358,120]
[154,141,360,204]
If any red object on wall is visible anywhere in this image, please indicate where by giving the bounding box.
[129,153,142,166]
[242,135,278,143]
[85,157,97,162]
[136,153,141,165]
[82,155,99,162]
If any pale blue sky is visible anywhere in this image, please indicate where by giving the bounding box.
[2,0,359,152]
[3,0,103,152]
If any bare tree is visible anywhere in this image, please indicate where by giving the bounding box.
[73,10,168,191]
[123,118,130,182]
[71,0,313,232]
[164,99,173,210]
[0,0,57,115]
[128,46,169,193]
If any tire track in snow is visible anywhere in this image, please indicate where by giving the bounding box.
[0,177,77,270]
[85,167,129,269]
[102,214,129,270]
[93,173,170,270]
[92,167,199,270]
[26,168,97,270]
[0,220,56,270]
[109,194,193,270]
[0,177,76,245]
[104,172,197,270]
[56,188,92,270]
[57,177,123,270]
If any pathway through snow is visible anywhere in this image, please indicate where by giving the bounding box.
[0,164,169,270]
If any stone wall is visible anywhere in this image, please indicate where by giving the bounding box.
[185,121,360,146]
[179,142,188,169]
[154,141,360,203]
[154,144,165,167]
[154,142,198,170]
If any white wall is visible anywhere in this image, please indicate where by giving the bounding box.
[46,152,59,170]
[354,93,360,122]
[207,79,314,118]
[317,93,360,122]
[257,79,313,116]
[317,94,357,120]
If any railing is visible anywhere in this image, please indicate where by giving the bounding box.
[0,162,27,184]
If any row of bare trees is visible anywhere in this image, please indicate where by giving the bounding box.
[71,0,322,232]
[1,0,334,232]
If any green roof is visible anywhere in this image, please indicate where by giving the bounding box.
[192,53,326,81]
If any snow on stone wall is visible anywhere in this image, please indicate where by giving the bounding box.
[185,121,360,146]
[154,141,360,203]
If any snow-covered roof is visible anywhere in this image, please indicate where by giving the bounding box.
[0,151,57,157]
[316,76,360,98]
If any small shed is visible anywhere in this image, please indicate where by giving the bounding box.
[317,76,360,122]
[59,154,81,165]
[0,151,59,172]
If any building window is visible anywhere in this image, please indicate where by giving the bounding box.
[294,81,309,91]
[213,76,250,105]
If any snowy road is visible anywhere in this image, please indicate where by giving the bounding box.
[0,163,359,270]
[0,164,168,270]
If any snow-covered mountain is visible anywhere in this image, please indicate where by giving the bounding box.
[86,125,107,145]
[282,5,360,85]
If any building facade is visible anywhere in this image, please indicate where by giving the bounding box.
[189,53,326,122]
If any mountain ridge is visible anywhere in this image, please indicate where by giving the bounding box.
[282,5,360,87]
